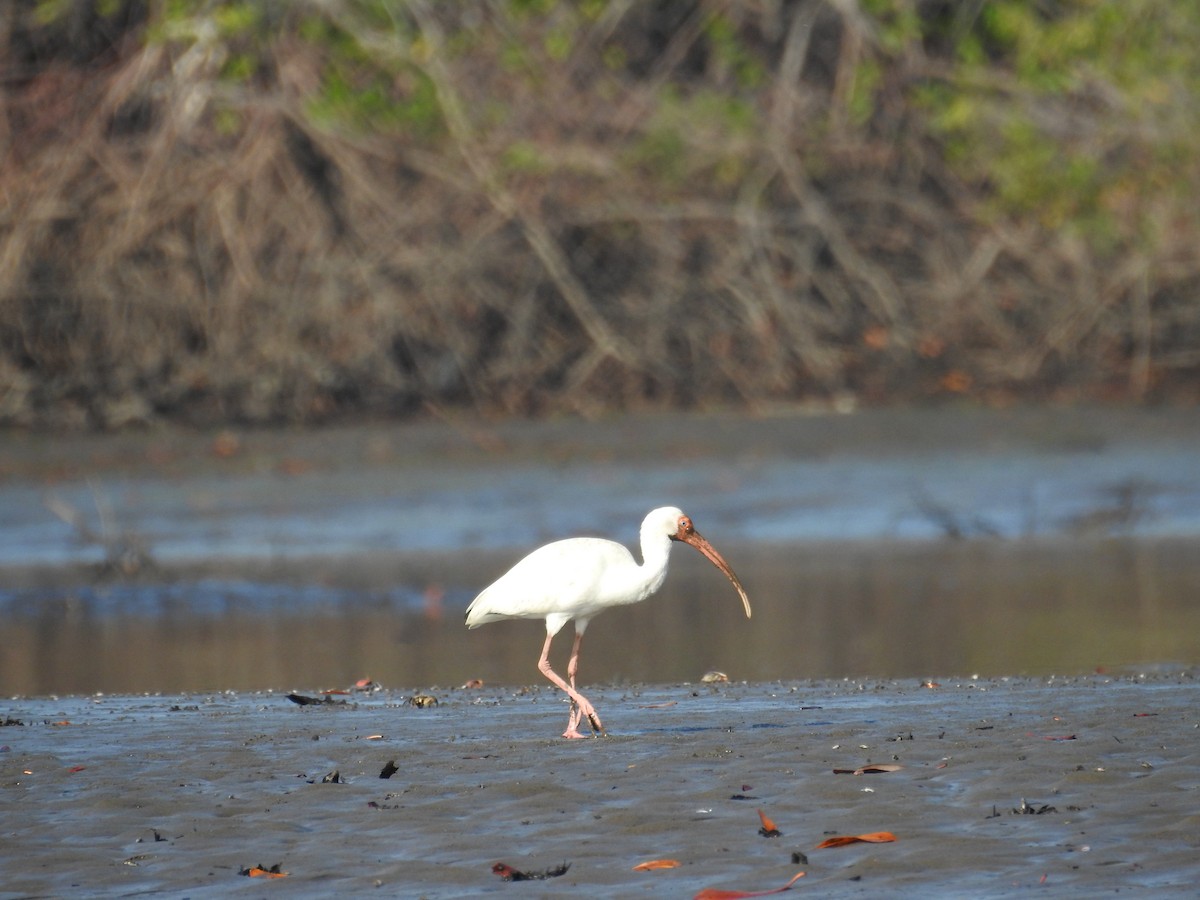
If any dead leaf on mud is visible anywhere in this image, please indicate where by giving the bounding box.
[815,831,897,849]
[633,859,681,871]
[240,863,288,878]
[286,693,344,707]
[1013,799,1057,815]
[693,870,805,899]
[490,861,571,881]
[832,764,903,775]
[757,809,782,837]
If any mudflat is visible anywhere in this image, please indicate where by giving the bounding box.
[3,673,1197,898]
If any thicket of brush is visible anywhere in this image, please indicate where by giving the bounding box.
[2,1,1198,429]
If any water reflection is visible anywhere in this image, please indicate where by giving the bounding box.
[3,538,1197,696]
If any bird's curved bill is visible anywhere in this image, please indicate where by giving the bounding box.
[682,531,752,618]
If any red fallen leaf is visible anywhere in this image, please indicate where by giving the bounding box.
[816,832,897,849]
[633,859,681,871]
[832,764,904,775]
[757,809,781,837]
[694,870,805,899]
[1132,713,1158,717]
[68,765,86,773]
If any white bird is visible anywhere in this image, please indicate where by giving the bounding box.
[465,506,752,738]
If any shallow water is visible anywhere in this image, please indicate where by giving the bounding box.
[3,539,1199,696]
[2,676,1198,897]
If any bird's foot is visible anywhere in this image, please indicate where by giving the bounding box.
[566,700,583,734]
[563,703,604,739]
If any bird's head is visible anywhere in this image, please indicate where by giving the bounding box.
[669,513,695,542]
[646,506,752,619]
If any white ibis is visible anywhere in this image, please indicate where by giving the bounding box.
[465,507,752,739]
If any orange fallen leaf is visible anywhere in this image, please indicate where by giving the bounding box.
[364,734,384,740]
[816,831,897,849]
[242,865,288,878]
[757,809,781,837]
[68,765,87,773]
[51,720,71,727]
[633,859,681,871]
[694,870,805,899]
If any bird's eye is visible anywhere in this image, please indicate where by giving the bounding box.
[678,516,692,533]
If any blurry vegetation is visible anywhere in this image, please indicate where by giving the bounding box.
[0,0,1198,429]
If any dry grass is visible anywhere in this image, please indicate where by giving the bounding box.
[1,2,1197,430]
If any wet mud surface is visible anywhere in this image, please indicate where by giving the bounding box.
[3,674,1198,897]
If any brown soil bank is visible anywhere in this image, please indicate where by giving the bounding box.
[3,3,1200,429]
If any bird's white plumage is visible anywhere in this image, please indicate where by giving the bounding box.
[465,507,681,635]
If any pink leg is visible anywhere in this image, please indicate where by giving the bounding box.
[537,631,604,739]
[564,632,585,735]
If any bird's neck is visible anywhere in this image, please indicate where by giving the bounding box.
[632,531,673,601]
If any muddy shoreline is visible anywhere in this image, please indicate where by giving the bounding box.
[4,675,1198,898]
